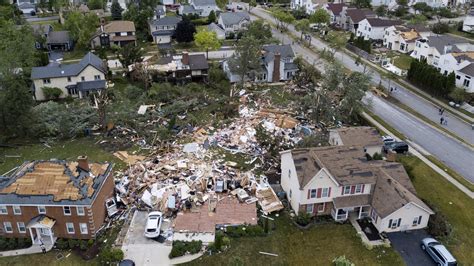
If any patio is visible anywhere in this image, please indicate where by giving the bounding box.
[350,216,390,247]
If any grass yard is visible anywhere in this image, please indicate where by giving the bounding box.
[187,215,403,266]
[0,252,96,266]
[399,156,474,264]
[392,53,412,70]
[0,138,125,175]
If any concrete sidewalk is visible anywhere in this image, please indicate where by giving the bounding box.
[362,112,474,199]
[0,242,54,257]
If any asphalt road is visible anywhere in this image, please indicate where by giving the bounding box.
[251,8,474,183]
[252,7,474,146]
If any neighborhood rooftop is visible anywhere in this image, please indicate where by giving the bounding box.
[219,11,250,25]
[426,35,469,53]
[149,16,181,26]
[366,18,402,27]
[46,31,71,44]
[345,8,375,23]
[331,126,384,147]
[103,20,136,33]
[31,52,105,79]
[326,3,345,15]
[0,159,112,205]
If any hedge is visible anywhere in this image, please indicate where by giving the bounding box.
[169,240,202,258]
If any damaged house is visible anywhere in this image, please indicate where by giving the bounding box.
[329,127,384,157]
[153,52,209,83]
[0,156,114,244]
[280,129,434,233]
[223,44,298,83]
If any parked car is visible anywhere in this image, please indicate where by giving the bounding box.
[381,135,395,144]
[118,259,135,266]
[383,141,408,154]
[421,238,457,266]
[144,211,163,238]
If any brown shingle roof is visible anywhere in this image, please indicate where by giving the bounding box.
[104,21,136,33]
[366,18,402,27]
[333,194,370,209]
[346,8,375,23]
[331,126,383,147]
[326,3,345,15]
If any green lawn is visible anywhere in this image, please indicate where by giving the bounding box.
[0,138,125,175]
[399,156,474,264]
[0,252,97,266]
[187,216,403,266]
[392,53,413,70]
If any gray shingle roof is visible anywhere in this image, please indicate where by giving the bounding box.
[263,44,295,63]
[459,63,474,76]
[427,35,469,54]
[31,52,105,79]
[219,11,250,26]
[46,31,71,44]
[189,54,209,70]
[366,18,402,27]
[149,16,182,27]
[345,8,375,23]
[181,5,200,14]
[76,80,106,91]
[207,22,224,33]
[192,0,216,6]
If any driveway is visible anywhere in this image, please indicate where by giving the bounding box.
[387,230,435,266]
[122,211,173,266]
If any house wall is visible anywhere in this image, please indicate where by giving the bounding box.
[89,170,114,236]
[373,202,431,233]
[328,131,343,146]
[33,65,105,101]
[280,151,302,213]
[153,35,172,44]
[411,40,437,65]
[455,68,474,93]
[299,169,339,205]
[365,145,382,157]
[357,20,386,40]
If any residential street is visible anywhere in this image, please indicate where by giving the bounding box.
[250,8,474,183]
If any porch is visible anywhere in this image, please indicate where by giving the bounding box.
[331,195,371,221]
[27,215,58,246]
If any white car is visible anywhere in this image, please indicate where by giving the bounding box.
[421,238,457,266]
[381,135,395,144]
[144,211,163,238]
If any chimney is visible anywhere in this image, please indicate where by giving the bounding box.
[100,18,105,32]
[182,52,189,65]
[77,156,90,172]
[272,52,281,82]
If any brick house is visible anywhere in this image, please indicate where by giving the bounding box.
[0,156,114,245]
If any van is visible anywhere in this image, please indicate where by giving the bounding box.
[421,238,457,266]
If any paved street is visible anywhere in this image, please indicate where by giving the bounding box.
[251,7,474,183]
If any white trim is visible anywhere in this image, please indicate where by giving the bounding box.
[13,205,22,215]
[66,223,75,234]
[17,222,26,233]
[79,223,88,234]
[3,222,13,233]
[306,204,314,214]
[0,205,8,215]
[76,206,85,216]
[63,206,72,216]
[317,202,325,213]
[37,205,46,214]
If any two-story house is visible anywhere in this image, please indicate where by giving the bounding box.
[46,31,73,51]
[90,20,136,48]
[463,8,474,33]
[31,52,107,101]
[290,0,326,14]
[149,16,182,47]
[356,18,402,41]
[280,146,434,233]
[179,0,219,17]
[223,44,298,83]
[0,156,114,245]
[150,52,209,83]
[329,127,384,157]
[323,3,346,26]
[383,25,431,53]
[217,12,250,38]
[340,7,376,33]
[411,35,470,66]
[455,62,474,93]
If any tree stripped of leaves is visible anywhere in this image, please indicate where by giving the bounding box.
[194,29,221,58]
[228,35,262,89]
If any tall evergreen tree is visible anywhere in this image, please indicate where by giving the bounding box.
[175,18,196,43]
[111,0,123,20]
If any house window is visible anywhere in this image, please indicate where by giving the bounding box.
[79,223,88,234]
[317,203,325,213]
[288,169,291,178]
[322,188,329,198]
[456,75,461,80]
[413,216,422,226]
[310,189,317,198]
[38,206,46,214]
[81,76,85,81]
[94,75,101,80]
[463,78,470,87]
[66,223,75,234]
[289,189,292,199]
[388,218,401,229]
[306,204,313,214]
[343,186,351,195]
[67,77,72,82]
[43,79,51,84]
[17,222,26,233]
[0,205,7,215]
[355,184,363,194]
[13,206,21,215]
[77,207,85,216]
[63,206,71,216]
[68,88,78,95]
[4,222,13,233]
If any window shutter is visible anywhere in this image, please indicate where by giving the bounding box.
[307,189,310,199]
[388,219,392,228]
[397,218,402,227]
[328,187,331,197]
[418,216,422,225]
[350,185,356,194]
[361,184,365,193]
[317,188,322,198]
[341,187,344,195]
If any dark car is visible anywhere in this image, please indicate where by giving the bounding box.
[118,259,135,266]
[383,141,409,154]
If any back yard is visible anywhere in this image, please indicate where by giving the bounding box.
[187,216,403,266]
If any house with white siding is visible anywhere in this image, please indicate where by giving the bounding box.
[323,3,346,25]
[30,52,107,101]
[217,12,250,37]
[356,18,402,41]
[383,25,431,53]
[329,127,384,157]
[411,35,471,66]
[280,139,433,233]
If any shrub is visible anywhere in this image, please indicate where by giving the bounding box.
[56,238,69,249]
[214,231,223,251]
[68,239,78,249]
[6,238,17,250]
[372,152,383,160]
[428,212,452,238]
[295,212,312,226]
[0,238,8,250]
[333,255,355,266]
[169,240,202,258]
[42,86,63,100]
[99,248,124,264]
[432,22,450,34]
[87,239,94,247]
[79,240,88,250]
[222,236,231,248]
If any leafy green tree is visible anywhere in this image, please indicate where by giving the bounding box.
[413,2,431,14]
[42,87,63,100]
[353,0,371,8]
[310,8,330,25]
[207,10,216,23]
[64,11,99,48]
[117,43,144,68]
[375,5,387,17]
[111,0,123,20]
[244,20,273,42]
[175,18,196,43]
[123,4,154,41]
[271,8,295,29]
[295,19,310,40]
[249,0,256,10]
[432,22,450,34]
[228,35,263,89]
[194,29,221,58]
[292,7,307,19]
[409,14,427,25]
[87,0,103,9]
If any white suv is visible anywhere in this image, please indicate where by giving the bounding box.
[421,238,457,266]
[144,211,163,238]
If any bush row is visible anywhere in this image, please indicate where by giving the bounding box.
[55,238,94,250]
[0,237,32,251]
[169,240,202,258]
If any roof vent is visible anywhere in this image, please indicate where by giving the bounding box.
[61,70,64,74]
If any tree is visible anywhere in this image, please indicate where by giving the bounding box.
[228,36,263,89]
[397,0,408,6]
[292,7,307,19]
[413,2,431,14]
[64,11,99,48]
[432,22,450,34]
[116,43,144,68]
[271,8,295,30]
[409,14,427,25]
[175,18,196,43]
[123,4,154,41]
[448,87,468,103]
[295,19,310,41]
[208,10,216,23]
[375,5,387,17]
[353,0,371,8]
[245,20,273,42]
[249,0,256,11]
[42,87,63,100]
[87,0,103,9]
[194,29,221,58]
[310,8,330,25]
[111,0,123,20]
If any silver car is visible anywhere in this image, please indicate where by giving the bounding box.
[421,238,457,266]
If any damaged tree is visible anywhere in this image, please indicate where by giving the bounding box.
[228,36,263,90]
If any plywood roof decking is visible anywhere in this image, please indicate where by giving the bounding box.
[0,161,108,202]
